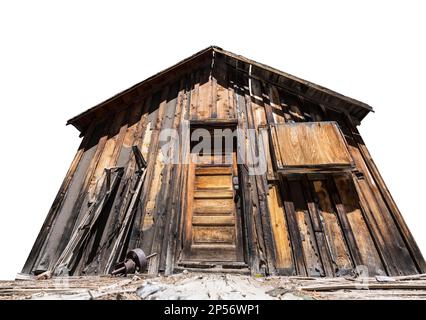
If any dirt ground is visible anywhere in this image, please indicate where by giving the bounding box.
[1,271,426,300]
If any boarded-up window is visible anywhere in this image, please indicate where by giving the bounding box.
[271,122,353,172]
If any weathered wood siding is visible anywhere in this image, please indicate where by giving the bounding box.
[22,51,425,277]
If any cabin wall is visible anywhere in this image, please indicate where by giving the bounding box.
[23,53,425,277]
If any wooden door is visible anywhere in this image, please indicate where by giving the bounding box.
[182,150,244,263]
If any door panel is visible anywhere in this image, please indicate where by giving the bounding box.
[193,226,235,244]
[182,151,244,263]
[195,174,232,189]
[192,215,235,225]
[193,198,234,215]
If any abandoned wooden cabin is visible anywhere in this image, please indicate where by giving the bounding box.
[22,46,425,278]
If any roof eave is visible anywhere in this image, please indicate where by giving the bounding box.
[67,46,373,133]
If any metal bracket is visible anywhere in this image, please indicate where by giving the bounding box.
[233,175,240,202]
[232,176,239,190]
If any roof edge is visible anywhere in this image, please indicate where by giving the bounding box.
[214,47,373,112]
[67,45,217,128]
[67,45,373,131]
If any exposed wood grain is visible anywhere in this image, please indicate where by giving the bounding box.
[269,84,285,124]
[244,74,277,275]
[273,122,353,170]
[287,179,324,277]
[148,83,182,273]
[182,154,242,263]
[334,174,385,275]
[267,184,294,274]
[312,179,353,275]
[277,177,306,276]
[301,177,334,277]
[197,67,212,120]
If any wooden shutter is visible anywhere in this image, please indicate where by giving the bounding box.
[271,121,353,172]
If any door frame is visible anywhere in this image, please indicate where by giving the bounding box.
[175,120,247,268]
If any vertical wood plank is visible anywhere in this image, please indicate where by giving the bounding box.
[269,85,285,124]
[311,179,353,275]
[334,174,386,275]
[197,66,212,120]
[267,184,294,274]
[326,176,364,268]
[242,72,277,275]
[214,61,230,119]
[278,176,307,276]
[287,179,324,276]
[301,177,335,277]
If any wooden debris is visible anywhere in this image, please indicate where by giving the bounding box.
[35,271,52,281]
[375,276,396,282]
[2,273,426,300]
[301,282,426,292]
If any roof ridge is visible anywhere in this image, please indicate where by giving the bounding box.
[67,46,373,132]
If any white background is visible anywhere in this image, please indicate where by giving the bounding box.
[0,1,425,280]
